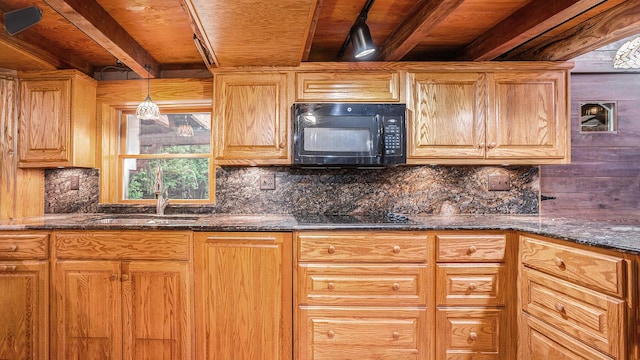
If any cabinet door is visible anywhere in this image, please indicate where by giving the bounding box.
[53,260,121,360]
[408,72,485,160]
[18,79,71,165]
[194,232,292,360]
[214,73,290,165]
[0,262,48,360]
[487,71,569,162]
[122,261,192,360]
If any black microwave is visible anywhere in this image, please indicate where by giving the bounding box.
[293,103,407,166]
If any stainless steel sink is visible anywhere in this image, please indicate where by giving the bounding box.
[93,214,200,225]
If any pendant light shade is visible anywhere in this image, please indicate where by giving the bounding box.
[136,64,160,120]
[350,19,376,58]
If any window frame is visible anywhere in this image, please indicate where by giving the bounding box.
[116,106,214,205]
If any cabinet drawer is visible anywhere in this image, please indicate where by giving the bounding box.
[522,314,615,360]
[436,263,505,306]
[298,306,426,360]
[520,235,625,296]
[298,263,427,306]
[521,268,625,359]
[0,232,49,259]
[436,308,505,359]
[436,233,506,262]
[54,231,191,260]
[297,232,428,263]
[296,71,400,102]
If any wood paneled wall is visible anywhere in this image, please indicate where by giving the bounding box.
[540,73,640,220]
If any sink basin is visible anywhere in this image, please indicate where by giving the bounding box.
[93,215,200,225]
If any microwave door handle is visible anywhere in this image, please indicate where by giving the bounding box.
[378,117,385,157]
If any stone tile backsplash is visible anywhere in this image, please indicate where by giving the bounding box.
[45,165,539,215]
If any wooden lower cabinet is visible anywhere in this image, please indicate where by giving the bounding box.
[519,234,631,360]
[434,232,515,360]
[298,306,427,360]
[0,231,49,360]
[295,231,429,360]
[0,261,48,360]
[51,231,193,360]
[522,314,615,360]
[194,232,292,360]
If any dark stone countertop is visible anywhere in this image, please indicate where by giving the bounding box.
[1,213,639,255]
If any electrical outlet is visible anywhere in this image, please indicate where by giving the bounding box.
[488,174,510,191]
[70,175,80,190]
[259,174,276,190]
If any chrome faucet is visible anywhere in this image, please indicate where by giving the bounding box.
[152,165,169,215]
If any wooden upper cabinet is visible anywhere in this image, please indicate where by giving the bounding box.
[408,72,486,160]
[18,70,97,168]
[407,65,571,165]
[487,71,569,162]
[214,72,291,165]
[296,71,400,102]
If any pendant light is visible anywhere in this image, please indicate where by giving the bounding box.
[136,64,160,120]
[176,115,194,137]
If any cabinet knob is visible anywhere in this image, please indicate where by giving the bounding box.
[121,274,129,282]
[393,245,401,254]
[555,302,565,313]
[479,143,485,149]
[1,265,17,272]
[278,141,286,149]
[487,142,497,149]
[327,245,335,254]
[468,245,477,254]
[327,330,335,339]
[554,257,565,268]
[468,283,477,291]
[327,282,335,290]
[110,273,119,281]
[392,331,400,340]
[392,283,400,291]
[469,332,478,341]
[0,244,17,252]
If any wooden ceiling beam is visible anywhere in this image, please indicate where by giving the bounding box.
[459,0,605,61]
[510,1,640,61]
[375,0,465,61]
[42,0,160,78]
[301,0,323,61]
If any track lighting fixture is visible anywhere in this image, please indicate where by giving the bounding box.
[338,0,376,59]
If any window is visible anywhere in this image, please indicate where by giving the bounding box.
[119,108,213,204]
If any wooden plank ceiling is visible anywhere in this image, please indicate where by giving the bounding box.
[0,0,639,78]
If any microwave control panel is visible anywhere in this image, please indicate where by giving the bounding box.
[383,116,404,157]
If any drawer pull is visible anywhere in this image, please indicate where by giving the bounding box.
[327,245,336,254]
[555,302,566,313]
[392,331,400,340]
[327,330,335,339]
[110,273,119,281]
[392,283,400,291]
[1,265,17,271]
[327,282,335,290]
[392,245,401,254]
[469,332,478,341]
[554,257,565,268]
[121,274,129,282]
[0,244,17,252]
[468,245,477,254]
[468,283,477,291]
